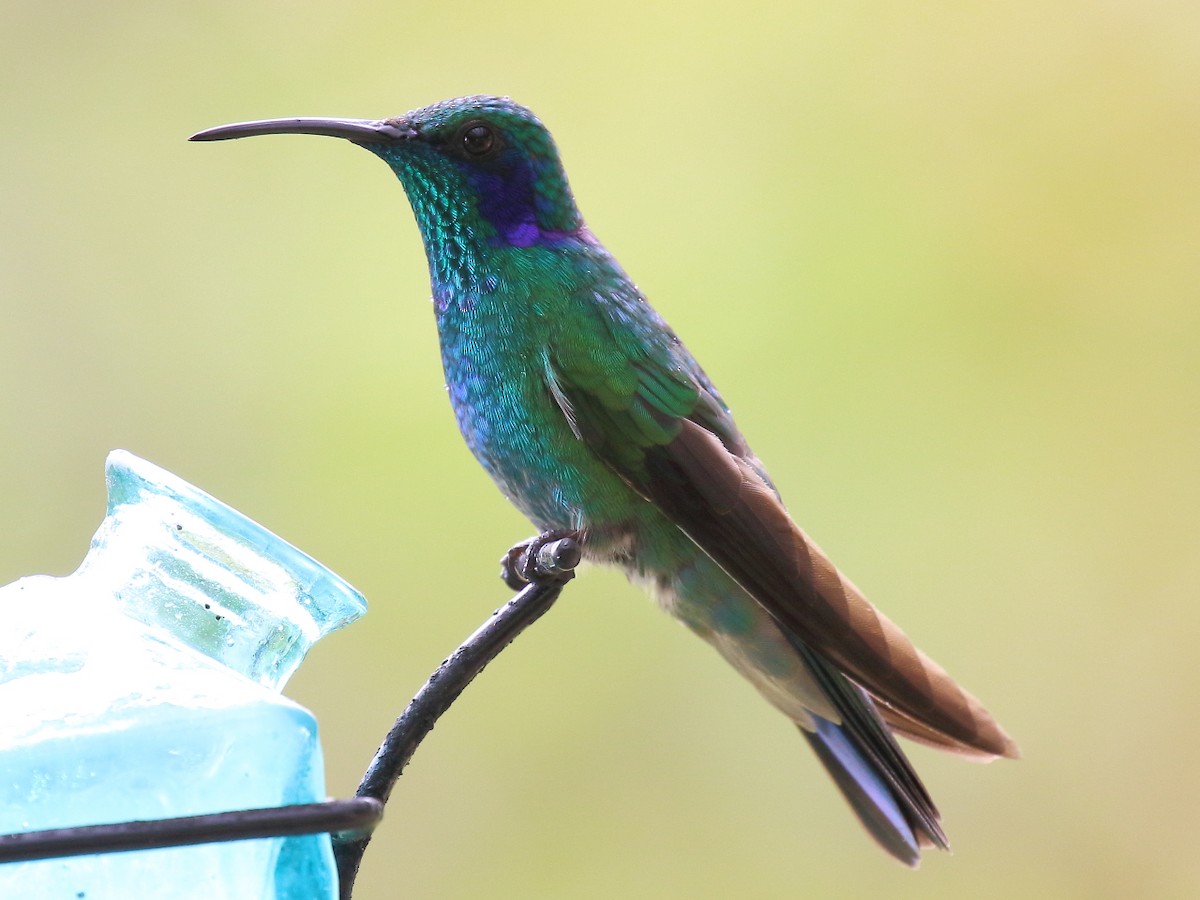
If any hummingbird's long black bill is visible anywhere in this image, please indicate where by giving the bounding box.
[189,117,412,143]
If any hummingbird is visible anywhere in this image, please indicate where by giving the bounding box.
[192,96,1017,866]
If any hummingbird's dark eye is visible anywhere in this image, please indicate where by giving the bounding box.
[461,124,496,157]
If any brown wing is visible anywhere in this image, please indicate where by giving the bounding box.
[640,418,1018,759]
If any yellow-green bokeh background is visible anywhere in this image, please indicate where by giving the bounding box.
[3,2,1197,897]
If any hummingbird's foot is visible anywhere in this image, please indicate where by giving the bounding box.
[500,530,583,590]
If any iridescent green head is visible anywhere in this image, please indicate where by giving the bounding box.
[191,95,585,251]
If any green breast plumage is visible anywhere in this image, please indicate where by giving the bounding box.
[433,238,670,538]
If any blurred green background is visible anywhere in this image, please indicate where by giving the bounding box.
[2,2,1197,897]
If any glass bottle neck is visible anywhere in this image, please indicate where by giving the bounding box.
[75,451,366,691]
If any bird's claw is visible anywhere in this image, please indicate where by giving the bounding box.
[500,530,582,590]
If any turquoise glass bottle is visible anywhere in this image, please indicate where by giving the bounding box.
[0,450,366,898]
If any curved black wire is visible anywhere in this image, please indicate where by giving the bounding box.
[333,533,579,897]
